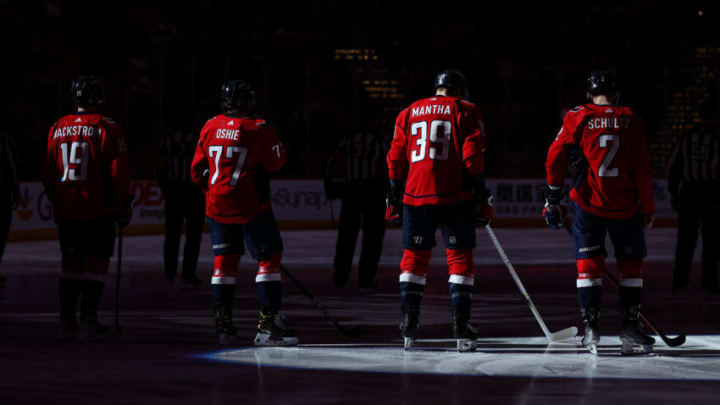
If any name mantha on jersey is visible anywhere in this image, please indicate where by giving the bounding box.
[387,96,486,206]
[545,104,654,219]
[191,114,286,224]
[42,113,131,220]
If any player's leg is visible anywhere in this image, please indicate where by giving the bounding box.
[572,203,607,354]
[163,184,183,281]
[244,210,298,346]
[358,184,386,289]
[672,201,700,292]
[608,213,655,355]
[78,217,116,337]
[208,217,243,344]
[440,200,478,352]
[399,204,436,349]
[333,194,362,288]
[56,220,86,341]
[180,185,205,286]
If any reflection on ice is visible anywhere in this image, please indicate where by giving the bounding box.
[207,335,720,380]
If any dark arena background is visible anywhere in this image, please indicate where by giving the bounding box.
[2,1,720,404]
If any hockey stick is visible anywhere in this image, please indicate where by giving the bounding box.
[280,265,361,338]
[114,225,124,334]
[602,268,686,347]
[562,222,686,347]
[485,225,578,342]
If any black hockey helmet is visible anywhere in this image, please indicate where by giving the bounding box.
[71,75,104,107]
[586,71,617,99]
[434,69,469,100]
[221,80,256,115]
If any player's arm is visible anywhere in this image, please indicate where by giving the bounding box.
[102,121,133,225]
[631,118,655,224]
[385,111,408,224]
[543,111,580,228]
[190,126,210,192]
[256,125,287,172]
[461,106,492,226]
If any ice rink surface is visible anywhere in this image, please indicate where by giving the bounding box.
[1,227,720,404]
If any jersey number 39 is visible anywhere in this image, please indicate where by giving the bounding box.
[410,120,451,163]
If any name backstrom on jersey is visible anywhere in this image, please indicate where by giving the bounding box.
[586,117,631,130]
[53,126,102,139]
[411,105,452,118]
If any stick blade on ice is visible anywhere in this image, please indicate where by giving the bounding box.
[549,326,578,342]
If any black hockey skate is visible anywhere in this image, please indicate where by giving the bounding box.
[453,312,478,352]
[215,308,237,345]
[58,319,79,342]
[254,310,299,347]
[400,309,420,350]
[581,308,600,355]
[79,315,108,341]
[620,306,655,356]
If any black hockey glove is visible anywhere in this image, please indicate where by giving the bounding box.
[471,176,493,227]
[542,185,566,229]
[385,179,404,226]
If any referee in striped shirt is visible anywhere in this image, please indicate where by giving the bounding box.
[326,112,390,289]
[668,112,720,295]
[157,113,206,286]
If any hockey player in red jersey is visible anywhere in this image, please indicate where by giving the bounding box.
[42,76,132,340]
[544,71,655,355]
[386,70,492,352]
[191,80,297,346]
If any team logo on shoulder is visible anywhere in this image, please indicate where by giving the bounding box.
[570,106,583,112]
[256,119,267,127]
[74,117,82,123]
[227,120,234,125]
[604,108,614,113]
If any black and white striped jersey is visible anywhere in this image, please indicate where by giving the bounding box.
[159,130,198,184]
[329,131,389,183]
[668,127,720,196]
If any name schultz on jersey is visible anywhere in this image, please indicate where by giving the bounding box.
[587,117,631,130]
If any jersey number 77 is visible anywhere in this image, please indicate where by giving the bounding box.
[208,145,248,186]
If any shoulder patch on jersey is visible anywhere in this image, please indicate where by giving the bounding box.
[569,106,584,112]
[255,119,267,127]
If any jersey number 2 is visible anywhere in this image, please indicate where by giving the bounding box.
[208,145,248,186]
[410,120,451,163]
[598,134,619,177]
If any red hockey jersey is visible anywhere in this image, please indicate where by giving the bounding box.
[191,114,286,224]
[42,113,131,220]
[387,96,486,206]
[545,103,654,219]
